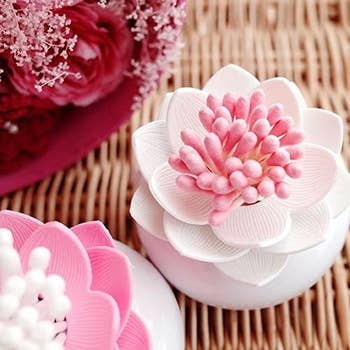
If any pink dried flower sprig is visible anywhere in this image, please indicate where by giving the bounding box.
[0,0,79,92]
[169,90,305,226]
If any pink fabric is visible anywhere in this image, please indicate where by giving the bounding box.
[0,77,137,196]
[0,210,152,350]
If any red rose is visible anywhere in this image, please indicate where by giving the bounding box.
[8,2,133,107]
[0,94,59,172]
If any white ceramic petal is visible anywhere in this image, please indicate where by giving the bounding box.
[158,93,173,120]
[289,81,307,110]
[212,197,291,248]
[303,108,343,154]
[264,201,331,254]
[133,120,171,181]
[215,250,289,286]
[130,182,167,240]
[258,77,303,127]
[279,143,337,210]
[203,65,260,98]
[150,163,212,225]
[325,164,350,217]
[163,212,249,263]
[166,88,208,151]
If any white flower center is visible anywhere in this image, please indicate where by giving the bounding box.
[0,228,71,350]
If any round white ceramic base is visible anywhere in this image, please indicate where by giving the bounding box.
[137,208,350,310]
[115,242,184,350]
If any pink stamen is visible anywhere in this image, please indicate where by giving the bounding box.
[168,154,189,173]
[169,89,304,225]
[234,132,257,157]
[223,92,236,115]
[204,133,225,172]
[224,157,243,174]
[207,94,221,112]
[215,106,232,123]
[176,175,201,192]
[235,96,249,119]
[223,119,247,153]
[249,89,265,112]
[199,107,215,131]
[275,182,291,199]
[212,117,230,142]
[267,103,284,125]
[179,146,207,175]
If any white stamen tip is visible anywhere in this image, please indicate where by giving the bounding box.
[16,307,39,331]
[3,276,26,298]
[25,270,46,293]
[0,228,14,246]
[29,247,51,271]
[31,321,55,344]
[0,294,19,320]
[0,325,24,347]
[44,275,66,296]
[49,295,71,321]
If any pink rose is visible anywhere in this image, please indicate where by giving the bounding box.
[8,2,133,107]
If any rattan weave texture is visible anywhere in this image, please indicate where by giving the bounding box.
[1,1,350,349]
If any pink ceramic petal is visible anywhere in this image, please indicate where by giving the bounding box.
[163,212,249,262]
[66,290,120,350]
[0,210,42,251]
[117,312,152,350]
[71,221,114,249]
[0,78,138,196]
[212,197,291,248]
[130,182,167,240]
[264,201,331,254]
[203,64,260,98]
[88,246,132,335]
[19,222,91,300]
[215,250,289,286]
[133,121,171,181]
[280,143,337,210]
[150,163,213,225]
[325,165,350,217]
[257,77,303,127]
[167,88,208,151]
[303,108,343,154]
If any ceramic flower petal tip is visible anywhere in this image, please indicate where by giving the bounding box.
[163,212,249,263]
[117,312,152,350]
[150,163,212,225]
[303,108,344,154]
[88,246,132,334]
[166,88,208,151]
[280,143,337,210]
[71,221,114,248]
[19,222,92,299]
[133,120,171,181]
[66,291,120,350]
[264,201,331,254]
[0,210,42,250]
[158,93,173,121]
[212,197,291,248]
[203,64,259,98]
[215,251,289,286]
[130,182,167,240]
[325,166,350,217]
[258,77,303,127]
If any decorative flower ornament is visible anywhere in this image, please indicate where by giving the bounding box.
[0,211,151,350]
[131,65,350,286]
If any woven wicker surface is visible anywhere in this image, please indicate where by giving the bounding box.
[1,0,350,349]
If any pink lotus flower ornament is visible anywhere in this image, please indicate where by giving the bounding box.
[131,65,350,291]
[0,210,151,350]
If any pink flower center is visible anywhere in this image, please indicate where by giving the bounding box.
[169,90,304,226]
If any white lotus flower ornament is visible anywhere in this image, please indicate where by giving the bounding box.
[131,65,350,290]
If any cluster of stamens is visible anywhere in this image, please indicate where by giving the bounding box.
[169,90,304,226]
[0,228,71,350]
